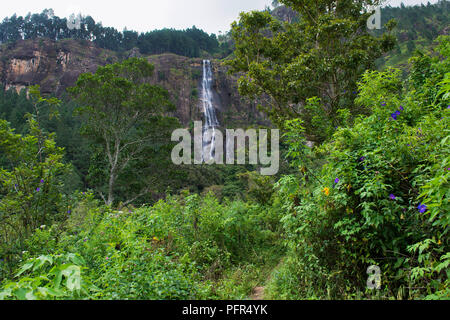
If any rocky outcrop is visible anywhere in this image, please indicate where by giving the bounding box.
[0,39,120,95]
[0,39,268,127]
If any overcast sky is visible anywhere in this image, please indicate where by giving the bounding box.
[0,0,442,35]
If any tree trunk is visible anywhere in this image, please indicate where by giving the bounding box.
[107,170,115,206]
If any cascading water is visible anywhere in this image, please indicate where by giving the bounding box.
[201,60,219,162]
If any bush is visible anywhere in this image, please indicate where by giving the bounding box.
[269,37,449,299]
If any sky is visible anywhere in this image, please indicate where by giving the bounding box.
[0,0,442,35]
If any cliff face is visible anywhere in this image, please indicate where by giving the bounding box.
[0,38,268,128]
[0,38,119,96]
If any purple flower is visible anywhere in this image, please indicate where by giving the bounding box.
[389,194,396,200]
[417,204,427,213]
[391,113,398,120]
[40,179,44,184]
[399,106,404,111]
[36,187,41,192]
[382,102,386,106]
[68,210,72,214]
[359,156,366,162]
[334,178,340,184]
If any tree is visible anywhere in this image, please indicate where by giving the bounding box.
[226,0,396,142]
[0,86,71,273]
[69,58,177,206]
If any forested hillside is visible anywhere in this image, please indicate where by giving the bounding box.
[0,0,448,301]
[270,1,450,69]
[0,10,227,57]
[377,1,450,68]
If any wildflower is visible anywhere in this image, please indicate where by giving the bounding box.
[399,106,404,111]
[40,179,44,183]
[437,239,442,246]
[391,113,398,120]
[36,187,41,192]
[153,237,159,242]
[334,178,340,184]
[67,210,72,214]
[322,187,330,196]
[358,156,366,162]
[106,257,109,260]
[382,102,386,106]
[417,204,427,213]
[389,194,396,200]
[400,214,405,220]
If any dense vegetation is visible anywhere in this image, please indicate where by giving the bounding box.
[0,0,448,300]
[376,0,450,68]
[269,1,450,69]
[0,9,226,58]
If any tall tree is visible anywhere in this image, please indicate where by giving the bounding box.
[226,0,396,142]
[69,58,177,206]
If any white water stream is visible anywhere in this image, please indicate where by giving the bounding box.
[201,60,220,162]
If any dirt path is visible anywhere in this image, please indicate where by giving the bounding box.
[250,286,265,300]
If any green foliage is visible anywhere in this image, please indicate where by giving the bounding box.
[0,11,222,58]
[226,0,396,142]
[375,2,450,69]
[237,171,276,205]
[0,87,73,278]
[267,39,449,299]
[0,192,282,300]
[1,2,448,303]
[0,253,95,300]
[69,58,179,206]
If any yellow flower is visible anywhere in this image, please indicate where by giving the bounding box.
[438,239,442,246]
[153,237,159,242]
[322,187,330,196]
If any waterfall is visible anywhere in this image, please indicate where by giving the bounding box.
[201,60,219,162]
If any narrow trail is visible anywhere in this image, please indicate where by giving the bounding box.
[249,258,285,300]
[250,286,265,300]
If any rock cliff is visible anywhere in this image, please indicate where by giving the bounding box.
[0,38,268,128]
